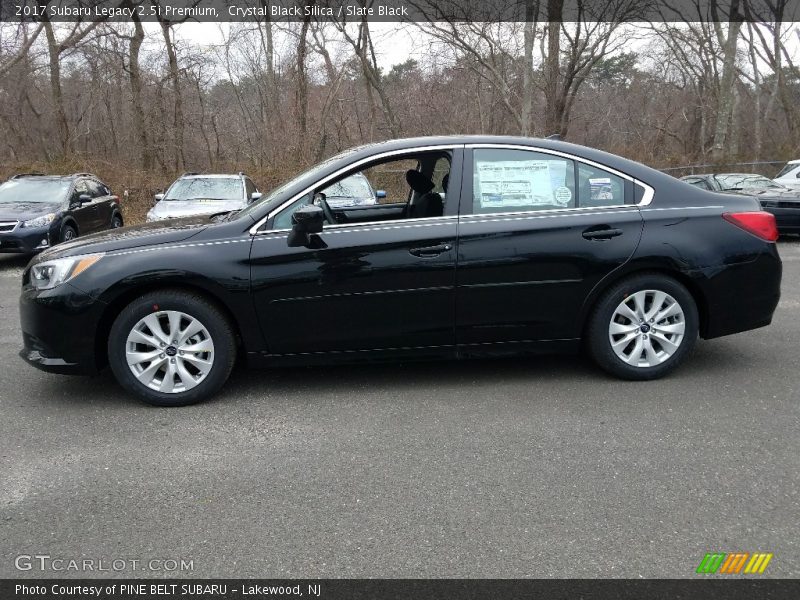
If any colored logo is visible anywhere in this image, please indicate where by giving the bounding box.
[696,552,773,574]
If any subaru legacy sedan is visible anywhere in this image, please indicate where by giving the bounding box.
[19,136,781,406]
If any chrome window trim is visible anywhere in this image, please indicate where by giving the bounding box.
[251,141,657,235]
[249,144,461,235]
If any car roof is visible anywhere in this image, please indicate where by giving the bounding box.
[6,174,91,182]
[180,174,245,179]
[336,135,681,184]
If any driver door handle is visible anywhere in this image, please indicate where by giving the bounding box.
[409,243,452,257]
[582,226,623,240]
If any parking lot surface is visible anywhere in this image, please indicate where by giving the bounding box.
[1,240,798,578]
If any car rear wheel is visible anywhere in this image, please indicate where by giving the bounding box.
[111,213,123,229]
[108,290,236,406]
[587,274,698,380]
[60,224,77,243]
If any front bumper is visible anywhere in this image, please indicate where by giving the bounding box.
[0,225,54,254]
[19,281,106,375]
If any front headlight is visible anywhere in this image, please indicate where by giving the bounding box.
[145,211,160,222]
[29,253,104,290]
[22,213,56,228]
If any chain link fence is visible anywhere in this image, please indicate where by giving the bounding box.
[659,160,788,179]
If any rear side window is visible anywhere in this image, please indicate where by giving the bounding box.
[87,181,107,197]
[472,149,576,214]
[245,178,257,196]
[577,163,627,207]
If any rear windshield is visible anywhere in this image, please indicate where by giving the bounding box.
[0,178,70,203]
[715,175,782,191]
[165,178,243,201]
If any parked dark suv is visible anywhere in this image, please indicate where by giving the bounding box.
[0,173,123,254]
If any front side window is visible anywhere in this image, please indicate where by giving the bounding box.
[472,149,576,214]
[272,151,452,230]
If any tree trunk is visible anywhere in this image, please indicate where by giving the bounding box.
[543,0,564,137]
[296,15,310,153]
[711,0,742,162]
[521,0,536,136]
[129,15,152,169]
[160,20,185,171]
[44,21,71,156]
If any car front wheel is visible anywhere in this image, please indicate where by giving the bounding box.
[108,290,236,406]
[587,274,699,380]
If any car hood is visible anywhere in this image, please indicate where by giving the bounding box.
[150,199,245,219]
[0,201,61,222]
[36,216,211,261]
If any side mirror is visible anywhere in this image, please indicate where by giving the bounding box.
[71,194,91,208]
[250,192,262,203]
[287,204,324,247]
[153,193,164,205]
[375,190,386,199]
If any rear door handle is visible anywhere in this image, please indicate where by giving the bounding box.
[582,227,623,240]
[409,243,452,257]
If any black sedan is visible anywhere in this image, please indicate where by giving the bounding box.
[19,137,782,406]
[0,173,123,254]
[681,173,800,234]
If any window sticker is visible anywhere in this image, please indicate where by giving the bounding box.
[476,160,559,207]
[554,186,572,206]
[589,177,614,201]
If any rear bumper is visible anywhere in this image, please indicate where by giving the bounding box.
[0,225,55,254]
[19,282,105,375]
[698,249,782,339]
[763,206,800,233]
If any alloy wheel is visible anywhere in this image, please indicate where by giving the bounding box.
[125,310,215,393]
[608,290,686,368]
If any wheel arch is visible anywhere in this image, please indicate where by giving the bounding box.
[60,216,79,236]
[579,265,710,340]
[94,281,244,370]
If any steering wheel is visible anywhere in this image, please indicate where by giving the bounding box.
[315,193,337,225]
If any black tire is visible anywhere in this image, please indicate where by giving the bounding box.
[60,223,78,244]
[108,290,236,406]
[586,273,699,380]
[111,213,123,229]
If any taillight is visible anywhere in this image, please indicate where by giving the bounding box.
[722,211,779,242]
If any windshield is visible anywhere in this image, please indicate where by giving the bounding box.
[165,178,243,201]
[323,174,373,200]
[715,174,783,191]
[775,164,798,178]
[0,179,70,203]
[234,147,361,221]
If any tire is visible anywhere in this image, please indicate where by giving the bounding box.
[586,273,699,380]
[60,223,78,243]
[108,290,236,406]
[111,213,123,229]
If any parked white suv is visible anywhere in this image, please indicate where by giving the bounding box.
[773,160,800,190]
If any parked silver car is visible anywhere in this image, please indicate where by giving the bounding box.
[146,173,261,222]
[322,172,386,208]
